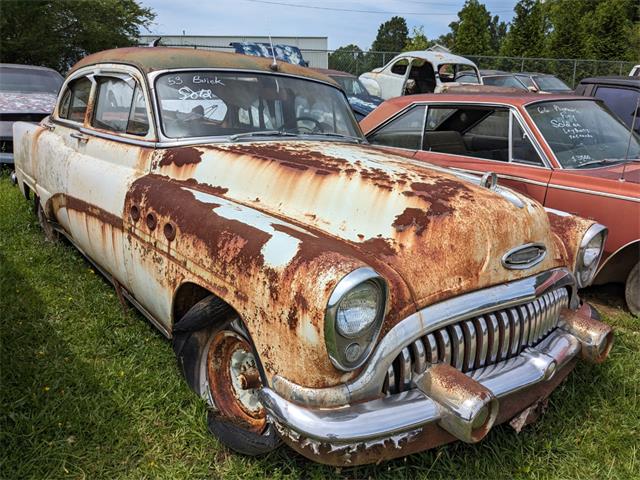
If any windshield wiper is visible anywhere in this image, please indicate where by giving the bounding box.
[576,158,627,168]
[302,132,365,143]
[229,130,299,141]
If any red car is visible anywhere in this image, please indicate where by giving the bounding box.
[361,93,640,314]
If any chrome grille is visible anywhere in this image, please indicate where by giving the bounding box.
[383,288,569,395]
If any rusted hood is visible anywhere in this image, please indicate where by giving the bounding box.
[153,140,570,312]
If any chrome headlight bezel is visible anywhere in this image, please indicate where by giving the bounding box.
[325,267,388,371]
[575,223,607,288]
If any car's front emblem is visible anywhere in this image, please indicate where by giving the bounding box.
[502,243,547,270]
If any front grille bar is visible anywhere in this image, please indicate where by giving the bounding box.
[385,287,569,395]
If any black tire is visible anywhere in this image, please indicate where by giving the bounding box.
[625,262,639,316]
[35,197,60,243]
[172,296,281,456]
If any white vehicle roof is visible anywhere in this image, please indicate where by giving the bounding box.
[381,51,477,69]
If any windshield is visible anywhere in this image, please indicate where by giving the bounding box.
[332,76,369,97]
[533,75,572,92]
[483,75,528,90]
[526,100,640,168]
[156,71,362,140]
[0,67,63,94]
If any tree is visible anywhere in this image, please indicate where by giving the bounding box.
[543,0,590,59]
[403,26,432,52]
[329,44,364,74]
[500,0,546,58]
[449,0,494,56]
[489,15,508,56]
[584,0,638,61]
[0,0,155,72]
[371,16,409,53]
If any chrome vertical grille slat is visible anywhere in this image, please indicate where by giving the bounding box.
[383,287,570,395]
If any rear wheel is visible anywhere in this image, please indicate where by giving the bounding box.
[625,262,639,316]
[172,296,281,455]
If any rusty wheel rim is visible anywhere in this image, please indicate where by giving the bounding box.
[207,330,266,433]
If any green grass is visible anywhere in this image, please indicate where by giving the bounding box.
[1,172,638,479]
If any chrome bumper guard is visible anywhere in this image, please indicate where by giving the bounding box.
[260,270,613,447]
[260,311,612,445]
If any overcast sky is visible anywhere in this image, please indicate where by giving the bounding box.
[141,0,518,50]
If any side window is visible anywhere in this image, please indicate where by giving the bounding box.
[516,75,534,88]
[367,105,425,149]
[467,109,509,137]
[58,77,92,123]
[511,119,544,166]
[93,76,149,135]
[593,86,640,131]
[390,59,409,76]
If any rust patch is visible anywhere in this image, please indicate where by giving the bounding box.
[392,207,430,235]
[51,194,123,230]
[158,147,202,167]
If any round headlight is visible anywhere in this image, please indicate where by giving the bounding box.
[325,268,388,371]
[576,224,607,288]
[336,281,381,338]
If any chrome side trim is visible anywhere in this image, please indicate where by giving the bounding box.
[547,182,640,203]
[261,329,580,444]
[272,268,576,407]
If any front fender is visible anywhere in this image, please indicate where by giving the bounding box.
[545,208,599,275]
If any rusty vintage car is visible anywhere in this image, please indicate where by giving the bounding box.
[13,48,613,466]
[361,93,640,315]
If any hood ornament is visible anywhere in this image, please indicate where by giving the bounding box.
[502,243,547,270]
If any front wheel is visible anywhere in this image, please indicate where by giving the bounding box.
[625,262,639,316]
[172,297,281,455]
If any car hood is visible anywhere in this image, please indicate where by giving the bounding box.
[154,141,570,310]
[348,95,383,116]
[0,92,57,114]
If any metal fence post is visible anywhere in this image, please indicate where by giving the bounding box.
[572,60,577,88]
[520,57,525,72]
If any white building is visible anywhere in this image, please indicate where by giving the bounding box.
[138,35,329,68]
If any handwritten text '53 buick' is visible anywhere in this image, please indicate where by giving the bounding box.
[13,48,613,466]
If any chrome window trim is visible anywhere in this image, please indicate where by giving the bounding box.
[147,68,361,143]
[367,100,553,169]
[273,268,577,407]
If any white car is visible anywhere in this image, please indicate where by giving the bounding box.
[630,65,640,77]
[359,51,481,100]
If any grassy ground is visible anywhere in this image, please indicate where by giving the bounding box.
[1,171,638,480]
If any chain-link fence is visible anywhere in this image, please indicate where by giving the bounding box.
[150,43,636,88]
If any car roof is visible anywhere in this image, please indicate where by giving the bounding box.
[479,69,513,76]
[68,47,336,85]
[0,63,61,74]
[391,50,476,66]
[310,67,355,78]
[515,72,557,77]
[578,76,640,87]
[380,92,583,108]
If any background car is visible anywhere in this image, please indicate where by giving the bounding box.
[361,92,640,314]
[574,76,640,134]
[514,72,573,93]
[0,64,63,164]
[476,70,529,90]
[230,41,308,66]
[311,67,382,120]
[359,51,481,99]
[630,65,640,77]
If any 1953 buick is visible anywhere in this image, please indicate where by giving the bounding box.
[13,47,613,466]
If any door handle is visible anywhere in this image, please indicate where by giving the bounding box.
[70,131,89,143]
[42,119,55,131]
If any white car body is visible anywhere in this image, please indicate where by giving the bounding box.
[359,51,482,100]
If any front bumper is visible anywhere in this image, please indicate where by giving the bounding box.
[261,297,612,465]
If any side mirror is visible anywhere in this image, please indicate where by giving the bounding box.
[527,86,538,93]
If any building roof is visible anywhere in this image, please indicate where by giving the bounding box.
[68,47,336,84]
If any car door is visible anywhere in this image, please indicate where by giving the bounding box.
[415,104,552,203]
[379,58,411,100]
[62,67,155,290]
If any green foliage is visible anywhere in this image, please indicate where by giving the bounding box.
[500,0,547,58]
[328,44,365,74]
[1,171,639,478]
[370,16,409,53]
[584,0,638,62]
[449,0,495,56]
[0,0,155,72]
[489,15,508,56]
[403,26,432,52]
